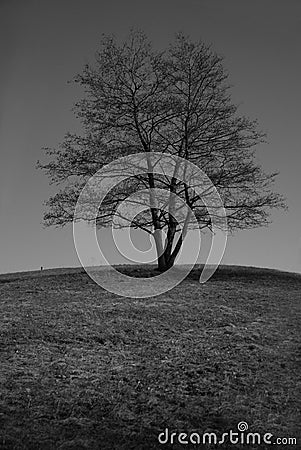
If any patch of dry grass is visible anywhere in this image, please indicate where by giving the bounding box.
[0,265,300,449]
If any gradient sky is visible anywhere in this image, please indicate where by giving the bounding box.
[0,0,300,274]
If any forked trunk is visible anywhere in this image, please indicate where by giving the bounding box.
[156,208,192,271]
[155,230,183,272]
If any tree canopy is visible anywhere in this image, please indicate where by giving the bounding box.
[38,30,286,271]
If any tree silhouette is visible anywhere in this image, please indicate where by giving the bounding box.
[38,30,286,271]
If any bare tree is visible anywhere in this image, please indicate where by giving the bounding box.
[38,30,286,271]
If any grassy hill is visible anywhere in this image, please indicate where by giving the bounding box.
[0,265,300,449]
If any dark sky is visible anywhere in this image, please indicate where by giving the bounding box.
[0,0,300,274]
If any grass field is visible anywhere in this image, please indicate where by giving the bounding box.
[0,265,300,449]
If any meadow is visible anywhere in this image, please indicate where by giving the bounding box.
[0,265,300,449]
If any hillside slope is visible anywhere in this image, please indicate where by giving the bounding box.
[0,265,300,449]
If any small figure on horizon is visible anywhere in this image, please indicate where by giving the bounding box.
[40,266,43,271]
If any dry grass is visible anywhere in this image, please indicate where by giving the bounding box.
[0,265,300,449]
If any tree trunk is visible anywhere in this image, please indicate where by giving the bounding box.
[153,229,166,271]
[154,229,179,272]
[156,208,192,272]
